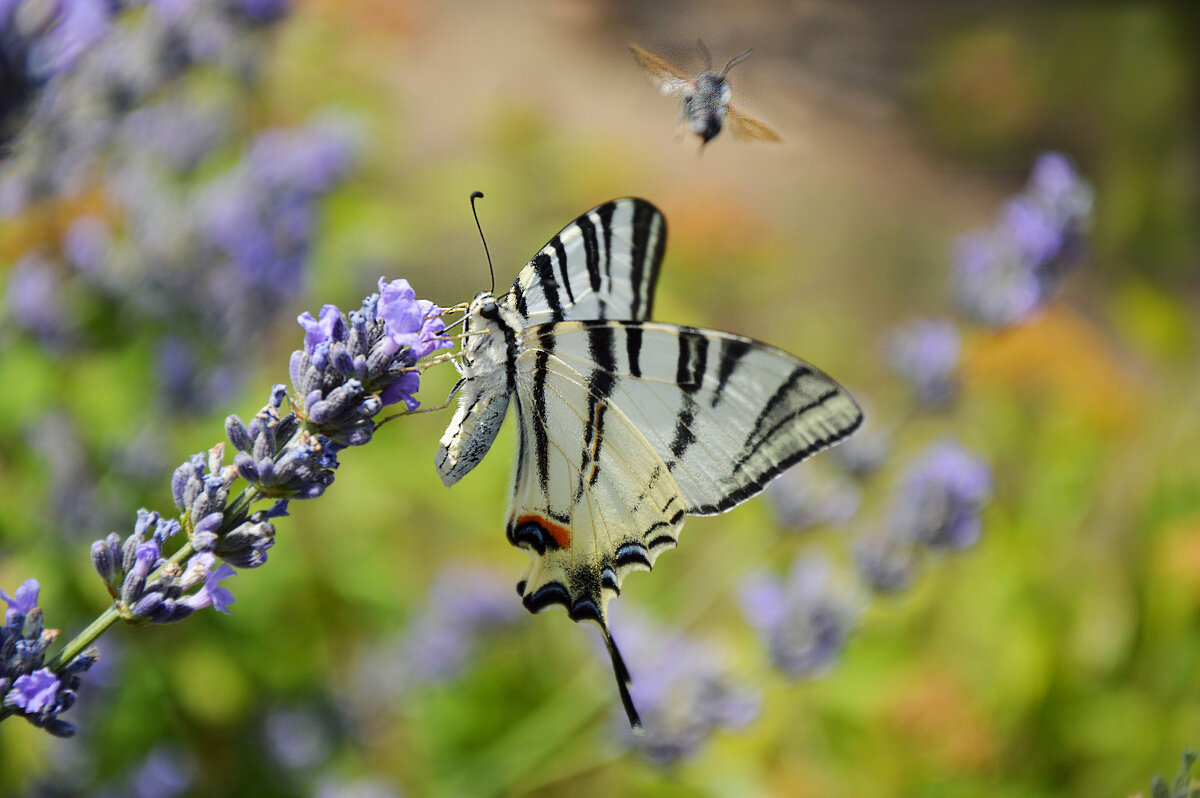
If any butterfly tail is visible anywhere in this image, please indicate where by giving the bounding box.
[602,625,643,733]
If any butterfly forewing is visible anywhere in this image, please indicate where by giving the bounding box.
[504,198,666,324]
[529,320,862,516]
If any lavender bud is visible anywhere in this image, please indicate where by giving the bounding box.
[252,423,275,462]
[154,519,182,546]
[60,648,99,677]
[21,607,44,641]
[330,344,355,375]
[234,451,260,483]
[289,350,311,395]
[91,533,123,596]
[226,415,252,452]
[130,592,165,620]
[134,509,160,540]
[206,443,226,477]
[276,415,299,444]
[121,543,159,607]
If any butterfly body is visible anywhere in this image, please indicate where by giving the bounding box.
[437,198,860,727]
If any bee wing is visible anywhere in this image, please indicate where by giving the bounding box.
[726,106,782,142]
[629,44,693,97]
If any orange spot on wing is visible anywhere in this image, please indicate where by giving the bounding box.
[515,514,572,549]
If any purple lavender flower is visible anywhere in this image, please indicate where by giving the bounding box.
[853,529,916,593]
[1,577,96,736]
[740,555,860,678]
[608,606,759,766]
[891,440,991,551]
[953,231,1043,327]
[766,465,860,531]
[952,152,1092,327]
[1,578,39,620]
[181,554,236,614]
[290,281,451,441]
[7,668,60,713]
[299,305,347,353]
[377,277,448,362]
[25,0,112,79]
[887,318,960,409]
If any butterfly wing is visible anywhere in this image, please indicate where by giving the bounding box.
[726,106,782,142]
[504,198,666,325]
[537,320,862,516]
[629,44,693,98]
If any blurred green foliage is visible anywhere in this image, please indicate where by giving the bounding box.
[1,1,1198,796]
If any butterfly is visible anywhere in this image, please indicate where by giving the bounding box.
[436,198,861,728]
[630,41,781,149]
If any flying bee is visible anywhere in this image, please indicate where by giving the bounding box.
[630,40,781,150]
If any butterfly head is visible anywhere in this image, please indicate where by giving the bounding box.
[460,290,522,364]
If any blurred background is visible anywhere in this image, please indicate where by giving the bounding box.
[0,0,1198,795]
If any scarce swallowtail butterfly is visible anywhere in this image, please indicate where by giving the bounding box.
[436,198,861,728]
[631,41,781,149]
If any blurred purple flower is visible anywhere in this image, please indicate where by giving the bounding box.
[609,606,759,766]
[8,668,60,713]
[63,214,110,272]
[264,705,332,771]
[26,0,112,79]
[766,465,860,531]
[248,119,355,195]
[5,251,73,347]
[740,555,860,678]
[129,744,196,798]
[953,231,1043,327]
[952,152,1092,328]
[887,318,960,409]
[853,529,916,593]
[891,440,991,551]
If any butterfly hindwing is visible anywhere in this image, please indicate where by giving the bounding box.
[507,325,686,618]
[504,198,666,324]
[529,320,863,516]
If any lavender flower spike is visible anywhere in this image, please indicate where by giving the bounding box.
[740,555,861,679]
[891,439,992,551]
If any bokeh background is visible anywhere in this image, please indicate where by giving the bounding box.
[1,0,1198,795]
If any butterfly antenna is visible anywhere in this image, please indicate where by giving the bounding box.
[722,47,753,76]
[602,625,643,733]
[470,190,495,294]
[696,38,713,71]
